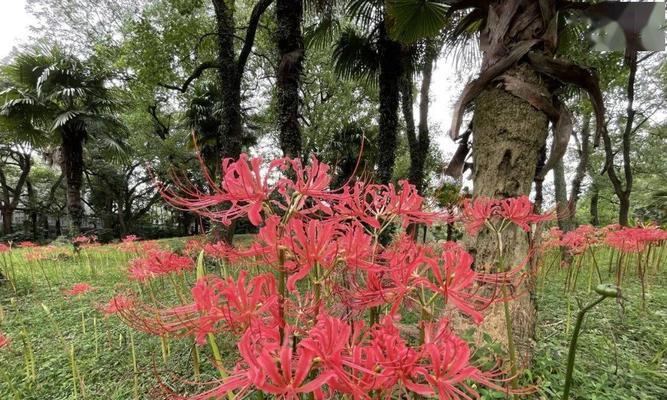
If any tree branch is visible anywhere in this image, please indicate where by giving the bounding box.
[159,61,220,93]
[237,0,274,72]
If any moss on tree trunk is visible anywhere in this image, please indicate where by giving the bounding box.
[471,65,549,366]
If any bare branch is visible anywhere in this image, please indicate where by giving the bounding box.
[159,61,220,93]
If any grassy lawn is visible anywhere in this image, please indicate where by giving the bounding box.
[0,239,665,399]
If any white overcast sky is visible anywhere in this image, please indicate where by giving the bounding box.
[0,0,461,156]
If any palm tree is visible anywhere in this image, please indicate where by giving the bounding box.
[322,0,404,184]
[0,47,127,234]
[276,0,306,158]
[388,0,608,364]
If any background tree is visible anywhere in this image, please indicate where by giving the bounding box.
[276,0,305,157]
[0,142,32,235]
[0,48,127,234]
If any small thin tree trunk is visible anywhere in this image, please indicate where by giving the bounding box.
[26,181,38,240]
[601,51,637,227]
[590,186,600,226]
[1,208,13,235]
[553,159,570,231]
[567,110,591,225]
[276,0,304,158]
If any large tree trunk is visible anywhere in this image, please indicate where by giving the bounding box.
[376,23,402,184]
[212,0,243,161]
[276,0,304,158]
[61,132,85,234]
[472,65,550,366]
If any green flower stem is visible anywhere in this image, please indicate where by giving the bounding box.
[562,295,605,399]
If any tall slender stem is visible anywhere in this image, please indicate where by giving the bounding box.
[562,295,606,399]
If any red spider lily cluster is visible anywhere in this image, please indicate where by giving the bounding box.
[604,225,667,253]
[107,153,551,399]
[72,235,98,247]
[0,243,10,253]
[118,237,159,254]
[0,331,10,349]
[461,196,551,235]
[17,241,37,248]
[545,224,667,255]
[101,294,135,316]
[63,282,96,297]
[128,250,193,282]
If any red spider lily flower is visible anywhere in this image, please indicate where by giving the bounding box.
[123,235,139,242]
[420,318,526,399]
[102,294,135,316]
[184,239,205,256]
[240,329,337,399]
[128,250,193,281]
[461,197,496,235]
[386,180,437,227]
[280,155,333,199]
[561,224,599,254]
[0,243,10,253]
[498,196,551,231]
[462,196,548,235]
[63,282,95,297]
[190,272,279,343]
[158,154,285,226]
[72,235,97,246]
[366,316,427,395]
[541,227,564,250]
[203,241,241,263]
[0,332,10,348]
[603,226,667,253]
[301,314,393,398]
[334,181,434,230]
[350,239,430,314]
[336,224,376,271]
[299,314,355,373]
[425,242,490,324]
[284,218,341,291]
[18,241,37,248]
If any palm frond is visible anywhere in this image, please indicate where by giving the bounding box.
[347,0,384,32]
[333,27,380,85]
[52,110,80,131]
[304,16,343,51]
[387,0,449,43]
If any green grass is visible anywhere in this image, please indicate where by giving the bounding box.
[0,240,665,399]
[532,254,667,399]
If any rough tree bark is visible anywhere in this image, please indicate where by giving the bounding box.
[442,0,609,367]
[61,131,85,234]
[276,0,304,158]
[376,23,403,184]
[472,65,549,365]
